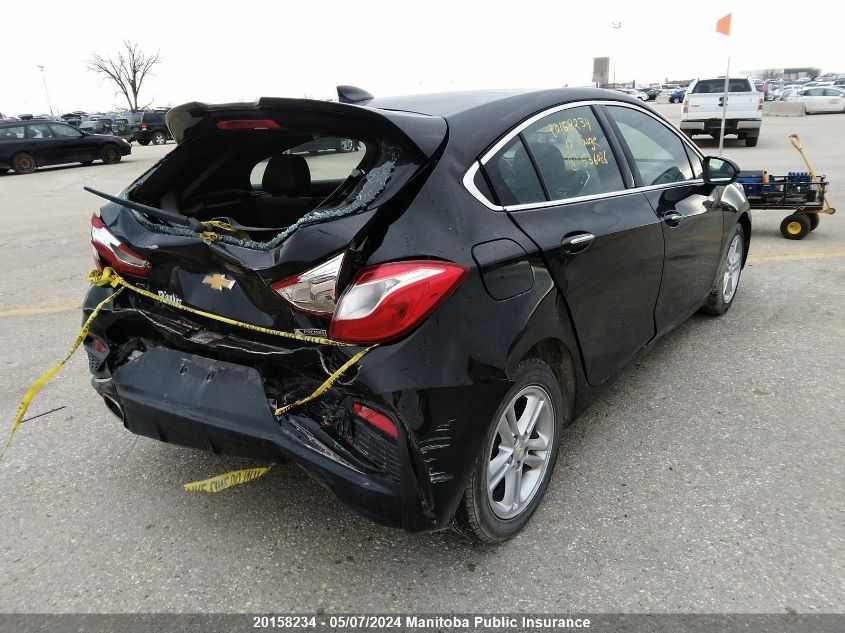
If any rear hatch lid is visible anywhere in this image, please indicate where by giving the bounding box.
[93,97,447,335]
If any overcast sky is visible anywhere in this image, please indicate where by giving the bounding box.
[2,0,844,116]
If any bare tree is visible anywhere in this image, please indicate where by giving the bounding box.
[88,41,161,111]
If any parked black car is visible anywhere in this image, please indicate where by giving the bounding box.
[0,120,131,174]
[113,110,171,145]
[83,88,750,542]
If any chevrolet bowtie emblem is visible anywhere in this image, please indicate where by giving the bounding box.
[202,273,236,291]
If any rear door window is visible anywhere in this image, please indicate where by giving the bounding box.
[606,106,695,186]
[26,124,54,139]
[521,105,625,200]
[484,136,546,206]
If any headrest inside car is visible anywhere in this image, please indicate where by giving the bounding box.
[262,155,311,195]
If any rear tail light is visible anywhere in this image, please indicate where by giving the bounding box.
[758,95,764,111]
[682,97,689,114]
[216,119,282,130]
[140,123,147,131]
[329,260,468,344]
[91,214,150,277]
[270,253,344,317]
[353,403,397,439]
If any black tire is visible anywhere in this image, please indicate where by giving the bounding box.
[454,358,563,544]
[807,213,820,231]
[702,223,745,316]
[780,214,811,240]
[151,131,166,145]
[101,144,121,164]
[12,152,36,174]
[745,135,759,147]
[137,139,151,146]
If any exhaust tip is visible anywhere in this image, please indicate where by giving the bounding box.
[102,395,124,421]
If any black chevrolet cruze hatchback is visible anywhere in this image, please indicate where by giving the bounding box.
[83,87,750,542]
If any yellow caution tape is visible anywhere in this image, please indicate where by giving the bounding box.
[274,345,375,415]
[88,267,358,347]
[0,287,124,461]
[183,465,274,493]
[2,266,376,463]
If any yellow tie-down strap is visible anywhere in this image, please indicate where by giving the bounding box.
[1,267,376,473]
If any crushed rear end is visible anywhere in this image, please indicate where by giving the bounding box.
[83,97,456,530]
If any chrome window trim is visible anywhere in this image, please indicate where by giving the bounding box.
[463,161,505,211]
[464,99,707,212]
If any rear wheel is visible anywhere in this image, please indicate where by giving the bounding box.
[745,135,759,147]
[336,138,356,153]
[780,214,811,240]
[12,152,36,174]
[454,359,563,543]
[151,131,166,145]
[101,144,121,164]
[807,213,820,231]
[702,223,745,316]
[137,139,150,146]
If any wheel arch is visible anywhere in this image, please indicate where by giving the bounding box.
[737,211,751,266]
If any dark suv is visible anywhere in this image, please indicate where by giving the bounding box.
[83,89,750,542]
[114,110,171,145]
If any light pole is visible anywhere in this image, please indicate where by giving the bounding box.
[611,22,622,87]
[37,65,54,116]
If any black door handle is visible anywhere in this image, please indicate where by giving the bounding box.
[561,232,595,254]
[663,211,684,227]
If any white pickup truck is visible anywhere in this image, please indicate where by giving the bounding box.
[680,76,764,147]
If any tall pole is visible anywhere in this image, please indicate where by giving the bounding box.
[611,22,622,87]
[718,57,730,155]
[37,65,54,116]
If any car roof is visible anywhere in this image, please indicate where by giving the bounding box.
[369,87,649,162]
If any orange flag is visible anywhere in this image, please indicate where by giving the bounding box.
[716,13,732,36]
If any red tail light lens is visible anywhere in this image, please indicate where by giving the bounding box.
[270,253,344,317]
[91,214,150,277]
[329,260,468,344]
[140,123,147,131]
[682,97,689,114]
[216,119,282,130]
[353,403,397,439]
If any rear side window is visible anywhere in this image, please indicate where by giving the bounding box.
[0,126,24,140]
[823,89,844,97]
[691,79,752,93]
[26,124,54,139]
[521,105,624,200]
[606,106,694,186]
[484,136,546,206]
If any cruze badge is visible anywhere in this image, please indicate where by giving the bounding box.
[202,273,236,291]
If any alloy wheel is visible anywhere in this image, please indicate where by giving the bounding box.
[487,385,555,519]
[722,234,743,302]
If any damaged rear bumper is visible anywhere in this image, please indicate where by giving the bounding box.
[81,285,510,533]
[92,344,411,529]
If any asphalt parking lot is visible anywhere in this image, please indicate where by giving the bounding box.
[1,107,843,614]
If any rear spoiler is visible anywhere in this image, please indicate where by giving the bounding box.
[165,95,447,157]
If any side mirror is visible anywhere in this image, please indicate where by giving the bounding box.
[703,156,740,185]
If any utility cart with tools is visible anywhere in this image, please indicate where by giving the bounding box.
[736,135,836,240]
